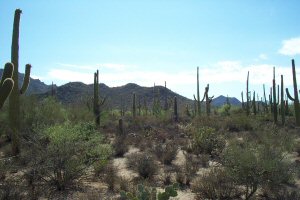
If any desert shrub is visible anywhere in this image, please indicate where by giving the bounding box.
[183,153,200,186]
[127,152,157,179]
[114,135,129,157]
[224,114,254,132]
[222,142,295,199]
[192,167,241,199]
[22,96,67,128]
[218,104,231,116]
[23,122,112,191]
[103,161,118,191]
[152,142,178,165]
[191,126,225,157]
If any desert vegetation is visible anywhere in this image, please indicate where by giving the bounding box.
[1,8,300,200]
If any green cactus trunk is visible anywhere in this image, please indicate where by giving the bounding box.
[246,71,250,115]
[252,91,256,115]
[174,96,178,122]
[9,9,31,155]
[196,67,201,116]
[132,93,136,118]
[280,75,285,125]
[263,84,268,113]
[273,67,278,123]
[286,59,300,126]
[94,70,100,126]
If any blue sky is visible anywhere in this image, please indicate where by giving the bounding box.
[1,0,300,100]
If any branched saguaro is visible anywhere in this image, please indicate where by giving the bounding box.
[286,59,300,126]
[9,9,31,155]
[93,70,106,126]
[201,84,214,116]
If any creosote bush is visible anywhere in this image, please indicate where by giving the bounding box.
[152,141,178,165]
[191,126,225,157]
[192,167,241,199]
[23,122,112,191]
[127,152,157,179]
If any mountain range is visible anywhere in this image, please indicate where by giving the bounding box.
[0,69,241,109]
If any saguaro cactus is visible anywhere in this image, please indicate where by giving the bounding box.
[252,91,256,115]
[263,84,268,113]
[201,84,214,116]
[132,92,136,118]
[195,66,201,116]
[93,70,105,126]
[9,9,32,155]
[280,75,285,125]
[272,67,278,123]
[286,59,300,126]
[174,96,178,122]
[0,63,14,109]
[246,71,250,115]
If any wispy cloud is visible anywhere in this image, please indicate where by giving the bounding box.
[56,62,134,72]
[278,37,300,56]
[47,61,297,88]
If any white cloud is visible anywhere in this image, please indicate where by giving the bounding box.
[48,61,297,88]
[278,37,300,56]
[259,53,268,60]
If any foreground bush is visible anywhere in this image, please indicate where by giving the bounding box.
[23,122,112,191]
[192,167,241,199]
[127,152,157,179]
[191,126,225,157]
[222,142,295,199]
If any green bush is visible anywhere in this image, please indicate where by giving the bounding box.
[127,152,157,179]
[222,142,295,199]
[192,167,241,199]
[191,126,225,157]
[23,122,112,191]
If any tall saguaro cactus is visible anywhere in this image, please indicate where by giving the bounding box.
[174,96,178,122]
[201,84,214,116]
[280,75,285,125]
[93,70,105,126]
[195,67,201,116]
[9,9,32,155]
[273,67,278,123]
[246,71,250,115]
[132,92,136,118]
[286,59,300,126]
[0,63,14,109]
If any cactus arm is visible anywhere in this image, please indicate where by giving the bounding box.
[0,78,14,109]
[20,64,31,94]
[286,88,295,101]
[0,63,14,86]
[193,94,197,101]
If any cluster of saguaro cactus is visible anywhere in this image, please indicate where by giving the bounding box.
[286,59,300,126]
[9,9,32,155]
[201,84,214,116]
[93,70,106,126]
[0,63,14,109]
